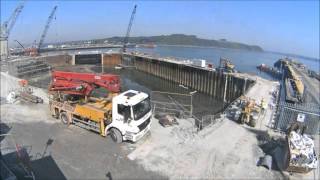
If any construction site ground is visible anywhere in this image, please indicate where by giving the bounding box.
[1,64,319,179]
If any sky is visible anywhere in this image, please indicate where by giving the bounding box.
[1,0,319,59]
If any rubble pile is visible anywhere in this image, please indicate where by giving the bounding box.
[288,131,318,169]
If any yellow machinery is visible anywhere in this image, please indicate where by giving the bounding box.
[49,97,112,137]
[284,63,305,102]
[220,58,235,72]
[74,96,114,123]
[72,95,116,136]
[287,65,304,96]
[239,97,261,127]
[225,61,235,70]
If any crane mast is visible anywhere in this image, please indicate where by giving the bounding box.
[37,5,57,50]
[121,5,137,53]
[1,1,25,59]
[1,1,25,39]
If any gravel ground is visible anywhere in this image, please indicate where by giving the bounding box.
[1,65,318,180]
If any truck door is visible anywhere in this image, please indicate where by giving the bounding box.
[114,104,132,122]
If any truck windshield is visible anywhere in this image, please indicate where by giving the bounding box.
[132,97,151,120]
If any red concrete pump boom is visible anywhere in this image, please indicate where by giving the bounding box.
[48,71,120,96]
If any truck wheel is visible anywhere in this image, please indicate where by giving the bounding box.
[37,98,43,104]
[110,128,122,143]
[53,108,59,119]
[239,114,245,124]
[60,112,69,125]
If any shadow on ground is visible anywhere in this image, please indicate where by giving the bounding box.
[0,123,11,142]
[2,149,66,180]
[1,125,66,180]
[245,127,289,180]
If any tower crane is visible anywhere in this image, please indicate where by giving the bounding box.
[28,5,57,56]
[0,1,25,59]
[121,5,137,53]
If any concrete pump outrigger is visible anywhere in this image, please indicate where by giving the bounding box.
[48,70,152,143]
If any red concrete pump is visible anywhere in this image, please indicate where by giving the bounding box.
[48,70,121,97]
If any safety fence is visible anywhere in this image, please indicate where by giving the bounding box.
[151,91,226,131]
[274,102,320,134]
[151,91,192,118]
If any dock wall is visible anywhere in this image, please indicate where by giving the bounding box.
[124,54,255,103]
[70,53,121,67]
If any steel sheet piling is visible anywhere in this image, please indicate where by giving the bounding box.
[123,54,254,102]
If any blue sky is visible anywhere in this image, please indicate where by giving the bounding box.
[1,0,319,58]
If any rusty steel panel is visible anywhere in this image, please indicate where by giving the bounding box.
[102,54,121,67]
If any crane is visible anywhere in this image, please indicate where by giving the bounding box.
[1,1,25,59]
[121,5,137,53]
[37,5,57,50]
[0,1,25,39]
[27,5,57,56]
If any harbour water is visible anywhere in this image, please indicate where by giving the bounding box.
[52,45,319,79]
[132,45,320,77]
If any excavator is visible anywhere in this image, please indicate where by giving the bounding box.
[48,70,152,143]
[238,96,262,127]
[219,58,235,73]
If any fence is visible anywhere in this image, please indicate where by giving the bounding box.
[151,91,192,118]
[275,102,320,134]
[197,114,225,130]
[151,91,227,131]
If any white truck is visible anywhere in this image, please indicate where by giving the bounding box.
[49,71,152,143]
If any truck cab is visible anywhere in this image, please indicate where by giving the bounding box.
[108,90,152,143]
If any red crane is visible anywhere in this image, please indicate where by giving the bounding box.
[48,71,121,97]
